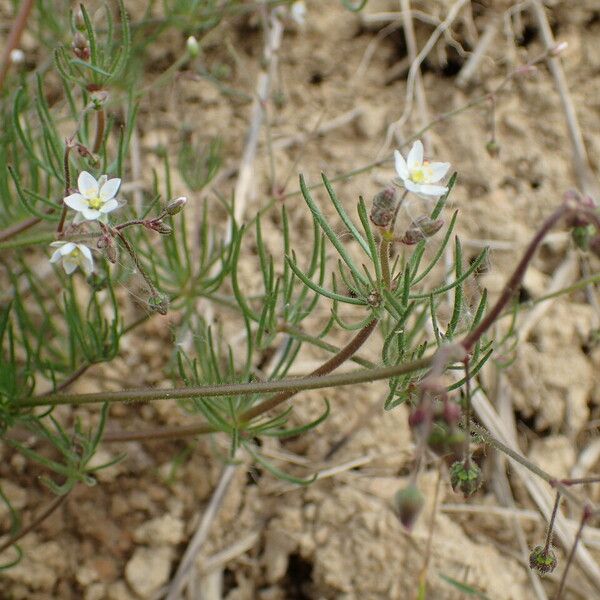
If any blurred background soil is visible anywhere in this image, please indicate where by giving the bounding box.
[1,0,600,598]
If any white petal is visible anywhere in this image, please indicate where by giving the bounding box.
[81,207,101,220]
[404,179,422,194]
[59,242,77,255]
[414,183,448,197]
[50,241,67,248]
[78,171,99,198]
[78,244,93,263]
[99,178,121,201]
[394,149,409,181]
[63,260,78,274]
[64,193,88,212]
[426,162,450,183]
[49,248,63,263]
[406,140,423,170]
[99,199,119,213]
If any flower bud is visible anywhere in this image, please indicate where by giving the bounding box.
[105,243,118,264]
[148,220,173,235]
[74,9,86,31]
[401,216,444,244]
[529,545,557,575]
[148,294,169,315]
[450,460,482,498]
[571,225,591,250]
[393,484,424,531]
[166,196,187,216]
[72,32,90,61]
[370,187,397,228]
[485,139,500,158]
[186,36,200,58]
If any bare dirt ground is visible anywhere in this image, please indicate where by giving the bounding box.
[1,0,600,598]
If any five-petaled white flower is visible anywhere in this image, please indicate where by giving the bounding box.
[64,171,122,224]
[394,140,450,197]
[49,241,94,276]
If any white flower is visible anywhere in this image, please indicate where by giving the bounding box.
[64,171,122,224]
[49,241,94,276]
[394,140,450,197]
[9,49,25,64]
[291,1,306,26]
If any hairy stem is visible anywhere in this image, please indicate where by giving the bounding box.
[543,492,561,555]
[28,344,432,411]
[461,204,568,351]
[555,506,592,600]
[103,319,379,442]
[92,109,105,154]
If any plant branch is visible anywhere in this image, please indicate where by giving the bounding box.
[0,492,68,554]
[0,0,35,92]
[461,204,569,351]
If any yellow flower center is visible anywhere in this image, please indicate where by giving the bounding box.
[71,248,80,258]
[88,197,102,210]
[411,168,425,183]
[410,161,431,184]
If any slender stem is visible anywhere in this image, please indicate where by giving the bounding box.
[470,422,589,512]
[462,204,568,351]
[543,492,561,555]
[105,319,379,442]
[554,506,592,600]
[462,358,472,468]
[57,144,73,236]
[113,229,160,298]
[417,460,442,597]
[0,215,43,244]
[92,109,105,154]
[379,236,392,289]
[0,492,68,554]
[241,318,378,422]
[0,0,35,92]
[561,476,600,486]
[30,341,433,410]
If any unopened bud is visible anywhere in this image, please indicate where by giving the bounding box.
[486,139,500,158]
[393,484,424,531]
[147,220,173,235]
[408,406,430,431]
[370,187,397,228]
[450,460,482,498]
[90,91,108,110]
[166,196,187,216]
[186,36,200,58]
[105,243,118,264]
[148,293,169,315]
[72,32,90,61]
[529,545,557,575]
[572,225,591,250]
[550,41,568,57]
[401,216,444,244]
[74,9,86,31]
